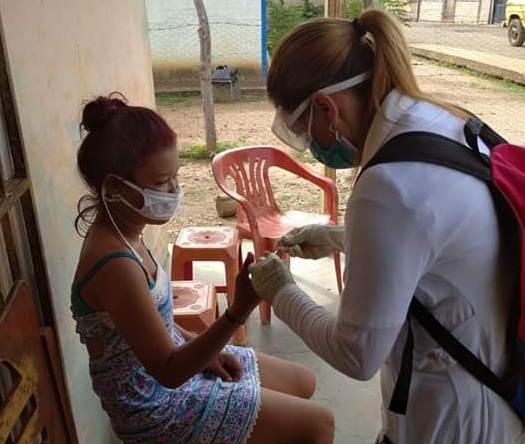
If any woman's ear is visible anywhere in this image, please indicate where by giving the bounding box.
[311,92,338,126]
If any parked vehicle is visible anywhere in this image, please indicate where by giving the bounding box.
[506,0,525,46]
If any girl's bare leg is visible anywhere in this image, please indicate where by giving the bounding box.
[246,387,335,444]
[244,352,334,444]
[256,351,317,398]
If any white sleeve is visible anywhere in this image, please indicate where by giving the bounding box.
[272,179,435,380]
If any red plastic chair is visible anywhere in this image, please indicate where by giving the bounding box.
[212,145,342,324]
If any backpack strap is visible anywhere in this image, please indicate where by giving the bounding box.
[362,131,491,181]
[464,117,507,154]
[410,297,513,399]
[361,131,513,415]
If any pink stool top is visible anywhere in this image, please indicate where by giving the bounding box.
[176,226,239,249]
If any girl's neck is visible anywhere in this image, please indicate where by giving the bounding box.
[97,213,145,245]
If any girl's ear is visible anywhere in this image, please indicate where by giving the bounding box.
[102,174,123,198]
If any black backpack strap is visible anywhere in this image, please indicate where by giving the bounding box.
[362,131,513,414]
[410,298,513,400]
[464,117,507,154]
[361,131,491,181]
[388,321,414,414]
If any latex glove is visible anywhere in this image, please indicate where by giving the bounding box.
[278,224,345,259]
[249,252,296,303]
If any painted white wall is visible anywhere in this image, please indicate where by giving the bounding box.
[418,0,492,22]
[455,3,482,22]
[147,0,261,65]
[0,1,164,442]
[146,0,263,87]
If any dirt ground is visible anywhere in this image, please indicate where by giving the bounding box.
[159,58,525,242]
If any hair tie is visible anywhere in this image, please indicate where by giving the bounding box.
[352,18,366,38]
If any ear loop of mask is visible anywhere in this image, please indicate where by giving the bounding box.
[329,124,346,148]
[101,183,144,263]
[310,102,359,163]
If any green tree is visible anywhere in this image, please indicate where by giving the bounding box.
[267,0,325,56]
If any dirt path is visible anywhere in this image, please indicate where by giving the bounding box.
[160,58,525,242]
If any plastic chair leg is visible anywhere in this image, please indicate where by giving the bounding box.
[259,300,272,324]
[334,251,343,295]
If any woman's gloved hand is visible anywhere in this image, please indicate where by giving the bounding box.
[278,224,345,259]
[248,252,296,303]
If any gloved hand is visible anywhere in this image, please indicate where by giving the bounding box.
[278,224,345,259]
[248,252,296,303]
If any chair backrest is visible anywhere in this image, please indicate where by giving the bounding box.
[0,281,77,444]
[212,145,338,233]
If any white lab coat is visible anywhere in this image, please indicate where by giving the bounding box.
[272,89,525,443]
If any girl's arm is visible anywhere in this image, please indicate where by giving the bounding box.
[176,324,198,341]
[93,253,259,388]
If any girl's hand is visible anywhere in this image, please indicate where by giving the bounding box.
[228,253,261,322]
[205,352,243,382]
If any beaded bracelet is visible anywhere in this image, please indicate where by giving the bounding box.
[224,308,242,326]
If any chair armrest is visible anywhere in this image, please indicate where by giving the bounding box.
[279,159,339,222]
[213,183,260,233]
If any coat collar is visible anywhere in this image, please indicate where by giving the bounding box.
[361,89,418,166]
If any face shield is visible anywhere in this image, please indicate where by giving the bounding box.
[271,71,372,151]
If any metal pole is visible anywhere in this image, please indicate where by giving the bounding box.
[261,0,268,84]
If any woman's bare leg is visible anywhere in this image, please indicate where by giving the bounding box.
[256,351,317,398]
[246,387,335,444]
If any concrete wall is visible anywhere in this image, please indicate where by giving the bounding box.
[0,1,164,443]
[146,0,263,90]
[455,2,481,22]
[418,0,492,22]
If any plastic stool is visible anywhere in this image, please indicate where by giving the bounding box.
[172,281,218,333]
[171,226,247,345]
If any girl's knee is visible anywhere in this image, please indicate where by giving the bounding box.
[323,407,335,440]
[295,363,317,398]
[305,405,335,444]
[319,405,335,439]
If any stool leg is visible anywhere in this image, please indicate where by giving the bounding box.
[225,259,248,346]
[171,254,192,281]
[183,261,193,280]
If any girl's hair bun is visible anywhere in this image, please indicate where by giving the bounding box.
[81,91,127,133]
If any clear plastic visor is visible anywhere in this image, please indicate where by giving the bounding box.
[271,70,371,151]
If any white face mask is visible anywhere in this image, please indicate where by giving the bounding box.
[103,174,184,222]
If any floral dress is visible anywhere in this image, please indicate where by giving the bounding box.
[71,252,261,444]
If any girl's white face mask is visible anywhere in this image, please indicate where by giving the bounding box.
[103,174,183,222]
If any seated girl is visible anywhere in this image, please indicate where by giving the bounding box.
[71,93,334,444]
